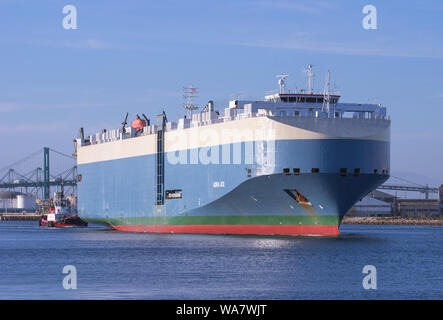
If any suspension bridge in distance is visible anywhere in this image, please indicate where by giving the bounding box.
[0,147,77,200]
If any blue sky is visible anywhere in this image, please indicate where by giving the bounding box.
[0,0,442,184]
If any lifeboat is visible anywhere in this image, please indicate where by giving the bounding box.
[131,117,146,131]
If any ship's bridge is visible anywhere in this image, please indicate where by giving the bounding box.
[230,91,386,120]
[264,92,340,105]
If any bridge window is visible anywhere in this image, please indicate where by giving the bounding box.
[354,168,360,176]
[306,97,316,103]
[374,169,378,174]
[316,98,324,103]
[283,168,291,175]
[297,97,305,103]
[293,168,300,175]
[312,168,320,173]
[294,111,300,117]
[340,168,347,176]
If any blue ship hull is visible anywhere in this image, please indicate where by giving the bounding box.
[77,129,390,235]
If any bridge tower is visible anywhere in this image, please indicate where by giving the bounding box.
[439,185,443,214]
[43,147,50,200]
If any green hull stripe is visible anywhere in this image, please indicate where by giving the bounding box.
[84,215,341,226]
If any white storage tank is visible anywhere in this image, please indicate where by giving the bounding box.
[16,195,26,209]
[0,191,20,211]
[16,194,37,210]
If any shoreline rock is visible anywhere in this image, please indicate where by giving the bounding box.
[341,216,443,226]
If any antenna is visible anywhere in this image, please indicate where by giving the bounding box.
[322,70,331,114]
[183,85,199,117]
[142,113,150,126]
[276,74,289,93]
[304,64,314,94]
[121,112,129,132]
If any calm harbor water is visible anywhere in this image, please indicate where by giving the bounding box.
[0,221,441,299]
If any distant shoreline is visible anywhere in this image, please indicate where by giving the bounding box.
[342,216,443,226]
[2,214,443,226]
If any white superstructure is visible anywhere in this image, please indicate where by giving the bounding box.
[76,67,387,148]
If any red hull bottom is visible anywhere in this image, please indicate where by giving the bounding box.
[112,225,340,236]
[41,224,74,228]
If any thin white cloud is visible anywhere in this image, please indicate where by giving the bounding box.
[0,123,67,134]
[62,38,108,50]
[0,102,46,112]
[22,38,111,50]
[251,0,334,14]
[0,101,117,112]
[133,89,182,103]
[0,102,25,112]
[230,35,443,59]
[392,130,441,142]
[66,102,118,108]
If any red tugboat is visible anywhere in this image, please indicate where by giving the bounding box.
[39,192,87,228]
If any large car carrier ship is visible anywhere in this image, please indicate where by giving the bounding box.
[74,66,390,236]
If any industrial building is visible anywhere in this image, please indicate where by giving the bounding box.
[349,185,443,217]
[350,196,392,217]
[0,191,38,213]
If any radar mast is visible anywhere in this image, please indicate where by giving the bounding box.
[276,74,289,93]
[304,64,314,94]
[322,70,331,114]
[183,85,199,118]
